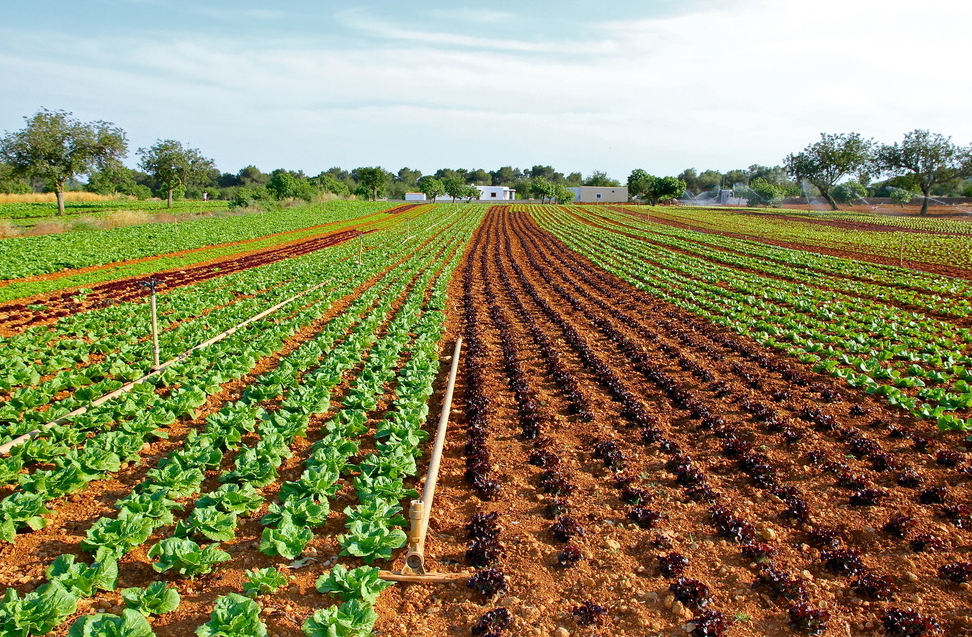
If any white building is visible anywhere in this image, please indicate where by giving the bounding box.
[475,185,516,201]
[568,186,628,202]
[404,192,426,201]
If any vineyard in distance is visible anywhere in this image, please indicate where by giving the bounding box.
[0,201,971,637]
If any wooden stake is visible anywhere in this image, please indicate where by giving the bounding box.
[139,278,161,369]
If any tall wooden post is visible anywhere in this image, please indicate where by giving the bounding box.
[140,278,161,369]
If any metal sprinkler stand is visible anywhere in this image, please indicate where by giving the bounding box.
[379,337,467,584]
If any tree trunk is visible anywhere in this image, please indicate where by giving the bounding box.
[55,188,65,216]
[822,190,839,211]
[920,188,930,215]
[167,188,174,208]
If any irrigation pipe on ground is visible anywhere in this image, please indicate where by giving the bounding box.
[0,278,332,456]
[380,336,466,583]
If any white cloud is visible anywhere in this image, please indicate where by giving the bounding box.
[2,0,971,178]
[426,8,513,23]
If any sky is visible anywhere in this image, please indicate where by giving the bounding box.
[1,0,970,181]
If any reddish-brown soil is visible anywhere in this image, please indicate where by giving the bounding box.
[737,213,962,235]
[0,228,374,336]
[557,206,972,327]
[373,206,972,637]
[616,209,972,281]
[0,223,459,636]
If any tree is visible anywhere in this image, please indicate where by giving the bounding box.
[529,176,555,203]
[831,180,867,204]
[461,184,481,202]
[627,169,656,202]
[745,178,785,207]
[138,139,215,208]
[0,108,127,215]
[417,176,444,202]
[552,183,575,203]
[0,162,30,194]
[583,170,620,187]
[354,166,389,201]
[888,187,917,206]
[267,171,315,201]
[490,166,520,186]
[443,177,468,203]
[394,167,422,187]
[875,129,972,215]
[85,164,139,196]
[237,165,269,186]
[784,132,872,210]
[627,170,685,204]
[314,172,350,197]
[465,168,489,185]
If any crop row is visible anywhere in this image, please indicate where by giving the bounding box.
[0,205,481,635]
[498,209,970,633]
[0,201,398,281]
[587,206,972,317]
[634,206,972,271]
[533,206,972,433]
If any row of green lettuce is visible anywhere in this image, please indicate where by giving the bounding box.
[0,199,394,287]
[595,205,972,316]
[0,205,475,636]
[639,205,972,270]
[535,206,972,433]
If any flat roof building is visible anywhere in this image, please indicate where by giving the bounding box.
[568,186,628,202]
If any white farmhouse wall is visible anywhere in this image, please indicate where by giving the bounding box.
[475,186,516,200]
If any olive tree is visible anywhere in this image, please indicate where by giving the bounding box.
[875,129,972,215]
[0,108,128,215]
[138,139,215,208]
[783,133,872,210]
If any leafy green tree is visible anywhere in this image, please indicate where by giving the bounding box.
[745,178,785,207]
[314,172,350,197]
[552,183,575,203]
[237,165,269,186]
[85,165,139,196]
[677,168,700,195]
[875,129,972,214]
[266,171,315,202]
[443,177,467,202]
[889,187,917,205]
[353,167,389,201]
[490,166,521,185]
[1,108,128,215]
[831,180,868,204]
[466,168,489,184]
[394,167,422,187]
[584,170,621,187]
[461,184,481,201]
[417,176,444,202]
[138,139,215,208]
[784,132,872,210]
[627,169,656,202]
[627,170,685,204]
[530,165,562,182]
[0,162,31,193]
[530,176,555,203]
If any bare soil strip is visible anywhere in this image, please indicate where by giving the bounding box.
[0,227,373,335]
